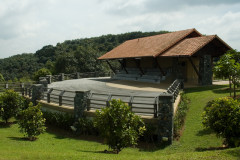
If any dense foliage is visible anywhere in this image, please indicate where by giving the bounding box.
[0,90,24,123]
[33,68,52,81]
[94,99,146,153]
[0,31,168,80]
[202,97,240,147]
[18,103,46,140]
[43,111,75,131]
[0,73,4,82]
[213,49,240,98]
[174,93,190,139]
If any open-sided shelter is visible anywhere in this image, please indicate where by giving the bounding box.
[98,29,232,85]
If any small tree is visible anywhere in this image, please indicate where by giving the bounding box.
[214,50,240,98]
[33,68,51,81]
[0,90,24,123]
[18,103,46,140]
[94,99,146,153]
[202,97,240,147]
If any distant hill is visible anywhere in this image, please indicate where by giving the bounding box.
[0,31,169,80]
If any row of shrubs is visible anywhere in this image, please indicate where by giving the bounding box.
[0,90,147,153]
[174,92,190,139]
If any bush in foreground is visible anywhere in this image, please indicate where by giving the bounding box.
[202,97,240,147]
[18,103,46,140]
[0,90,24,123]
[94,99,146,153]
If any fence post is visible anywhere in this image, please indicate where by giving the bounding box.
[158,93,174,145]
[154,97,158,118]
[75,72,80,79]
[21,83,24,96]
[32,84,44,106]
[106,94,112,107]
[46,75,52,84]
[5,83,8,89]
[74,90,90,120]
[59,73,64,81]
[59,90,65,106]
[47,88,53,103]
[128,96,133,112]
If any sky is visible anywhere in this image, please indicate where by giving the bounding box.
[0,0,240,59]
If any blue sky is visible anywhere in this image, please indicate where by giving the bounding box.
[0,0,240,58]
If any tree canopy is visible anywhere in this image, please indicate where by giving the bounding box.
[0,31,168,81]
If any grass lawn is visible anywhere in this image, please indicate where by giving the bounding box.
[0,85,240,160]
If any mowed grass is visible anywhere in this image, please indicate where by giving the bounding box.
[0,85,240,160]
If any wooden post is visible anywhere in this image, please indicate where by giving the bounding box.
[155,58,166,76]
[134,58,144,75]
[118,60,128,74]
[106,60,116,74]
[188,57,200,79]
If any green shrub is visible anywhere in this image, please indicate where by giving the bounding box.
[202,97,240,147]
[0,90,24,123]
[94,99,146,153]
[43,111,75,130]
[33,68,51,81]
[18,103,46,140]
[174,93,190,139]
[71,117,98,135]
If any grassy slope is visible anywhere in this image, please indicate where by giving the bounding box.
[0,85,240,160]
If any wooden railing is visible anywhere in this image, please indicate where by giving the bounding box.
[0,82,34,97]
[87,92,159,117]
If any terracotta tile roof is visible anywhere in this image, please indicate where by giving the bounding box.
[98,28,232,60]
[98,28,201,60]
[161,35,216,57]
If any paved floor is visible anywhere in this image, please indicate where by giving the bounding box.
[49,77,166,96]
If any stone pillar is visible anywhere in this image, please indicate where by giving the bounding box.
[75,72,80,79]
[46,75,52,84]
[74,90,90,120]
[32,84,44,106]
[59,73,64,81]
[199,55,212,85]
[158,94,174,144]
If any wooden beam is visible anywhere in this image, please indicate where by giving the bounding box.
[106,60,116,74]
[188,57,200,79]
[118,60,128,74]
[134,58,144,75]
[155,58,166,76]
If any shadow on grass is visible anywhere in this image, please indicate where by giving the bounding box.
[195,146,228,152]
[226,148,240,158]
[0,121,17,128]
[7,137,30,141]
[196,128,214,136]
[184,85,227,94]
[45,124,103,144]
[46,124,166,152]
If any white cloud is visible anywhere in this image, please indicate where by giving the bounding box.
[0,0,240,58]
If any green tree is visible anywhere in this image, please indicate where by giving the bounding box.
[18,103,46,140]
[0,90,24,123]
[0,73,4,82]
[202,97,240,147]
[214,50,240,98]
[54,53,78,74]
[94,99,146,153]
[33,68,52,81]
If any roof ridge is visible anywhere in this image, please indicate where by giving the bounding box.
[154,28,201,57]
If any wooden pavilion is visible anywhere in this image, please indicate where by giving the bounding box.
[98,28,232,85]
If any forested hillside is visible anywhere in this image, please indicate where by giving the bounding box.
[0,31,168,81]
